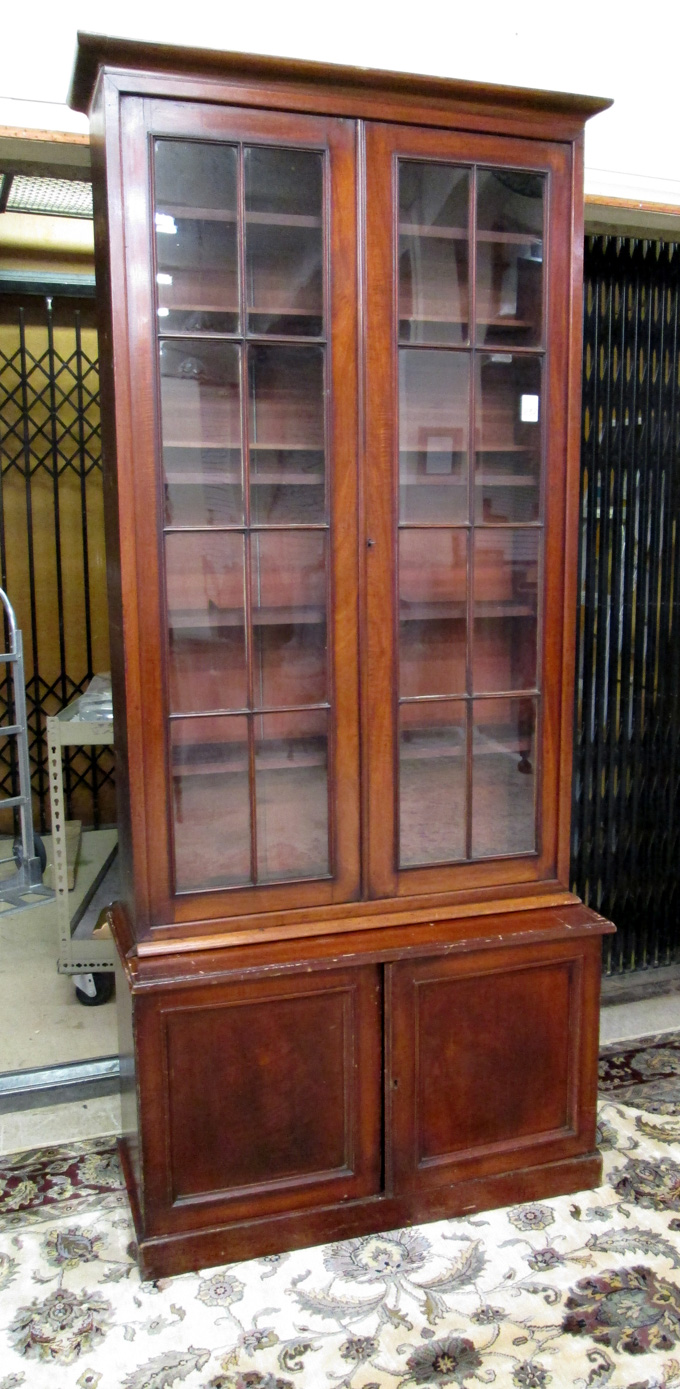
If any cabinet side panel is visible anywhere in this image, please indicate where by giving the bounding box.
[90,81,154,929]
[114,950,141,1197]
[89,81,133,912]
[558,133,586,884]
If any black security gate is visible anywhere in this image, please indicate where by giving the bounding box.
[571,235,680,974]
[0,286,114,833]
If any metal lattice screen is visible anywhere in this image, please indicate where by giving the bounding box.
[571,235,680,974]
[0,293,114,833]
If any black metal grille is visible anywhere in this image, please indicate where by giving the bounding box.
[0,292,114,833]
[572,235,680,974]
[4,176,93,219]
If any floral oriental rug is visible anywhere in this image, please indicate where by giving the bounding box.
[1,1036,680,1389]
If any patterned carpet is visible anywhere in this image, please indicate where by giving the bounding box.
[0,1034,679,1389]
[599,1030,680,1114]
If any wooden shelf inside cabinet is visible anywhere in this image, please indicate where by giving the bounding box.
[399,224,542,246]
[169,606,326,629]
[165,470,323,486]
[400,602,535,620]
[400,315,533,328]
[173,743,328,776]
[160,303,322,318]
[400,473,534,486]
[163,442,322,452]
[401,449,533,459]
[159,206,322,230]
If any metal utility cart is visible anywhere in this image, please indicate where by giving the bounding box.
[0,588,52,912]
[46,681,117,1002]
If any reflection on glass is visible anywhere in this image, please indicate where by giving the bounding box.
[399,529,467,697]
[471,698,537,856]
[476,169,544,347]
[245,147,323,336]
[398,161,469,344]
[248,345,325,521]
[157,143,334,896]
[399,701,466,865]
[399,349,469,523]
[165,532,246,712]
[473,530,539,693]
[160,341,242,529]
[475,355,542,524]
[165,531,245,624]
[154,141,239,334]
[255,709,329,881]
[251,448,325,525]
[251,531,327,708]
[171,715,251,891]
[163,448,243,528]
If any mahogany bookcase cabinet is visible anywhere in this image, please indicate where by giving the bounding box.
[70,34,614,1279]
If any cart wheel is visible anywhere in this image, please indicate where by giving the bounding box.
[12,832,47,873]
[75,972,115,1007]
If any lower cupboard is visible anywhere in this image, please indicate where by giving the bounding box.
[113,904,608,1279]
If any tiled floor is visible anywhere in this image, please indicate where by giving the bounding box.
[599,993,680,1044]
[0,1093,122,1155]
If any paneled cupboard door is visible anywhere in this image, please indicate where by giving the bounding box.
[386,938,600,1194]
[118,99,360,927]
[363,123,574,900]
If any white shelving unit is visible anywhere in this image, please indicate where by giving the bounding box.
[46,695,117,975]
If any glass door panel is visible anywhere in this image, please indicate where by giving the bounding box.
[399,529,467,697]
[248,344,326,523]
[471,697,537,857]
[154,140,239,335]
[251,531,327,708]
[165,531,247,714]
[476,170,544,348]
[153,130,339,898]
[399,701,467,866]
[255,709,329,881]
[474,355,542,524]
[398,162,470,345]
[245,147,324,337]
[160,339,243,527]
[171,715,251,891]
[393,153,544,871]
[473,530,539,693]
[399,349,469,524]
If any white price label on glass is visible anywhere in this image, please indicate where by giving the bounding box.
[520,394,540,423]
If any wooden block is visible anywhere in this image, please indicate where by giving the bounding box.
[92,907,112,939]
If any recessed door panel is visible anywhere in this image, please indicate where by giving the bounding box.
[141,964,382,1233]
[388,938,599,1192]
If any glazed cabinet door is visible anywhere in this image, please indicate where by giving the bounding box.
[386,936,601,1193]
[114,98,360,927]
[363,123,577,901]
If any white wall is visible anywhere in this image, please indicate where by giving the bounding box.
[3,0,680,207]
